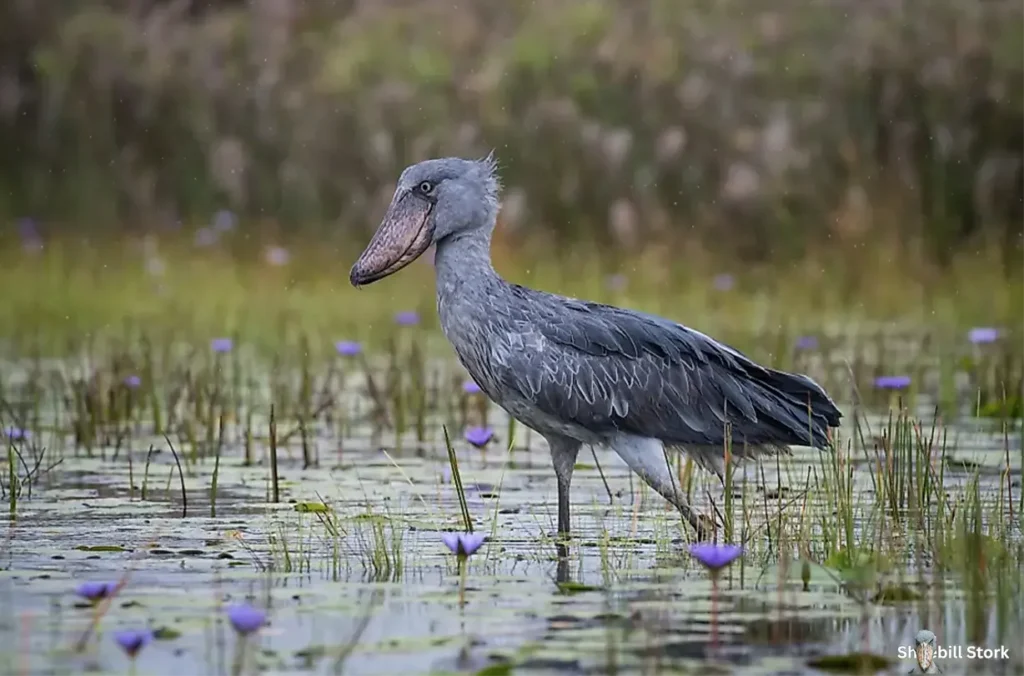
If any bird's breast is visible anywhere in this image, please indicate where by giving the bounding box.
[438,297,494,377]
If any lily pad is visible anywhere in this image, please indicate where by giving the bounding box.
[555,581,603,595]
[294,502,331,513]
[153,626,182,640]
[74,544,128,552]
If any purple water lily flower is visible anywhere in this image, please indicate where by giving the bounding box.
[335,341,362,357]
[226,603,266,635]
[462,380,481,395]
[265,246,290,267]
[968,328,999,345]
[17,217,43,253]
[17,217,39,239]
[113,629,152,658]
[464,426,493,448]
[689,544,743,571]
[712,274,734,292]
[875,375,911,390]
[123,375,142,389]
[605,274,628,292]
[2,427,28,441]
[17,218,37,236]
[76,581,114,603]
[194,227,218,248]
[795,336,818,351]
[211,338,233,353]
[442,532,486,558]
[394,311,420,326]
[212,209,237,233]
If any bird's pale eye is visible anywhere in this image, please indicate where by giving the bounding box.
[416,180,435,195]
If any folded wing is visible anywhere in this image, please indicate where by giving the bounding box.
[492,288,841,450]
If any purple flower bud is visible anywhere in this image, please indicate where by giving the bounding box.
[794,336,818,350]
[75,581,114,603]
[226,603,266,636]
[211,338,233,353]
[462,380,481,395]
[968,327,999,345]
[123,375,142,389]
[688,543,743,571]
[441,532,486,557]
[113,629,152,658]
[874,375,911,390]
[712,274,734,292]
[3,427,28,441]
[394,311,420,326]
[335,341,362,357]
[464,426,493,448]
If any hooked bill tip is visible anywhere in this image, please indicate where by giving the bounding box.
[349,259,389,287]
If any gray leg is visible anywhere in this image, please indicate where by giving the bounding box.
[608,433,712,539]
[546,435,581,539]
[555,543,571,584]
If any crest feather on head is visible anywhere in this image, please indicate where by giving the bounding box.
[474,150,502,212]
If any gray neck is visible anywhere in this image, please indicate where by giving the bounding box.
[433,229,499,298]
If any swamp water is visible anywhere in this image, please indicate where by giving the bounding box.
[0,352,1021,676]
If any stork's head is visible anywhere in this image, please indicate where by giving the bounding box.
[914,630,936,648]
[914,630,937,671]
[349,153,501,287]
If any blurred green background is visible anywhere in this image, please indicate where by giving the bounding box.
[0,0,1021,342]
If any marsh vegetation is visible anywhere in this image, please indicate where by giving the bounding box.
[0,234,1020,675]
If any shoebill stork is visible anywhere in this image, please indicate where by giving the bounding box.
[349,154,842,540]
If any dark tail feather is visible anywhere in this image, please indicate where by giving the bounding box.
[757,369,842,449]
[765,370,841,421]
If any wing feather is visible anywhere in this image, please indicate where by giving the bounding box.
[492,289,841,448]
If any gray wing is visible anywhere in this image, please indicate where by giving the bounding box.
[492,289,841,449]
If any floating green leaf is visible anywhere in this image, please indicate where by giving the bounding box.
[294,502,331,514]
[74,545,127,552]
[152,626,182,640]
